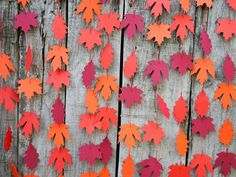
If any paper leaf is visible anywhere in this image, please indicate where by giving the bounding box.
[46,45,68,71]
[118,123,141,150]
[124,51,138,79]
[100,41,114,70]
[192,116,215,138]
[47,69,70,91]
[176,129,188,156]
[179,0,190,12]
[223,54,235,82]
[191,58,216,85]
[157,94,170,118]
[227,0,236,11]
[142,120,165,145]
[17,112,40,138]
[144,59,169,85]
[23,175,38,177]
[4,126,12,152]
[216,19,236,41]
[18,0,30,8]
[78,28,102,51]
[119,86,143,108]
[96,107,117,132]
[51,98,65,124]
[14,12,38,33]
[0,53,16,81]
[52,11,67,41]
[0,87,19,112]
[76,0,101,25]
[196,0,213,7]
[94,75,118,101]
[214,83,236,110]
[48,147,72,174]
[85,88,98,114]
[23,142,39,170]
[171,52,193,75]
[99,136,113,165]
[219,118,234,146]
[79,143,102,165]
[144,0,170,18]
[170,14,194,42]
[120,13,144,39]
[79,113,101,135]
[190,152,213,177]
[195,89,210,117]
[82,60,96,88]
[25,45,32,72]
[173,96,188,123]
[147,23,171,46]
[48,123,70,148]
[99,166,110,177]
[214,151,236,177]
[122,154,135,177]
[137,156,163,177]
[17,77,42,99]
[200,28,212,55]
[98,12,120,35]
[10,161,20,177]
[81,172,98,177]
[168,163,191,177]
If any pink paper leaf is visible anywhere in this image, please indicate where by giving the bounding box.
[99,136,113,165]
[14,12,38,33]
[192,116,215,138]
[200,28,212,55]
[223,54,235,82]
[79,143,102,165]
[157,94,169,119]
[51,98,65,124]
[23,142,40,170]
[171,52,193,75]
[82,60,95,88]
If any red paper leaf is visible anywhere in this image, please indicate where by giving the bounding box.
[137,156,163,177]
[171,52,193,75]
[195,89,210,117]
[119,86,143,108]
[120,13,144,39]
[157,94,169,119]
[168,163,191,177]
[23,142,39,170]
[79,143,102,165]
[223,54,235,82]
[216,19,236,41]
[144,59,169,85]
[144,0,170,18]
[227,0,236,11]
[173,96,188,123]
[192,116,215,138]
[0,87,19,112]
[79,113,101,135]
[100,41,114,70]
[98,12,120,35]
[82,60,95,88]
[99,136,113,165]
[4,126,12,152]
[25,44,32,72]
[14,12,38,33]
[214,151,236,177]
[47,69,70,91]
[124,51,138,79]
[52,11,67,41]
[51,98,65,124]
[10,161,20,177]
[200,28,212,55]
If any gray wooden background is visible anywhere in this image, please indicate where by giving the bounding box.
[0,0,236,176]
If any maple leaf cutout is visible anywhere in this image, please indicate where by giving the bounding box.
[157,94,170,118]
[145,59,169,85]
[176,129,188,156]
[218,118,234,146]
[14,12,38,33]
[173,96,188,123]
[47,69,70,91]
[195,89,210,117]
[48,147,72,174]
[214,83,236,110]
[171,52,193,75]
[78,28,102,51]
[98,12,120,35]
[179,0,190,13]
[118,123,142,150]
[192,116,215,138]
[124,51,138,79]
[18,0,30,8]
[79,143,102,165]
[82,60,95,88]
[48,123,70,148]
[94,75,118,101]
[46,45,68,71]
[168,163,191,177]
[200,28,212,55]
[122,154,135,177]
[119,86,143,108]
[170,14,194,42]
[216,19,236,41]
[51,98,65,124]
[120,13,144,39]
[52,11,67,41]
[76,0,101,25]
[85,88,98,114]
[0,53,16,81]
[227,0,236,11]
[4,126,12,152]
[79,113,101,135]
[99,136,113,165]
[23,142,39,170]
[196,0,213,8]
[191,58,216,85]
[223,54,235,82]
[17,112,40,138]
[137,156,163,177]
[100,41,114,70]
[214,151,236,177]
[144,0,170,18]
[142,120,165,145]
[0,87,19,112]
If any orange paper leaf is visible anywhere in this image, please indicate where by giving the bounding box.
[173,96,188,123]
[196,0,213,8]
[18,0,30,8]
[179,0,190,12]
[85,88,98,114]
[10,161,20,177]
[124,51,138,79]
[195,89,210,117]
[122,154,135,177]
[0,53,16,81]
[219,118,234,146]
[176,129,188,156]
[100,41,114,70]
[144,0,170,18]
[99,166,110,177]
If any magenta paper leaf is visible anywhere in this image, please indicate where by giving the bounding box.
[145,59,169,85]
[223,54,235,82]
[79,143,102,165]
[157,94,169,119]
[119,86,143,108]
[51,98,65,124]
[99,136,113,165]
[14,12,38,33]
[82,60,95,88]
[192,116,215,138]
[23,142,39,170]
[200,28,212,55]
[171,52,193,75]
[120,13,144,39]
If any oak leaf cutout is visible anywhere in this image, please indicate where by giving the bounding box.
[98,12,120,35]
[25,45,32,72]
[100,41,114,70]
[79,113,101,135]
[122,154,135,177]
[0,53,16,81]
[124,51,138,79]
[168,163,191,177]
[192,116,215,138]
[99,136,113,165]
[176,129,188,156]
[47,69,70,91]
[52,11,67,41]
[200,28,212,55]
[179,0,190,12]
[14,12,38,33]
[218,118,234,146]
[10,161,20,177]
[4,126,12,152]
[227,0,236,11]
[223,54,235,82]
[85,88,98,114]
[0,87,19,112]
[195,89,210,117]
[157,94,170,118]
[82,60,95,88]
[79,143,102,165]
[216,19,236,41]
[173,96,188,123]
[171,52,193,75]
[51,98,65,124]
[144,0,170,18]
[23,142,39,170]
